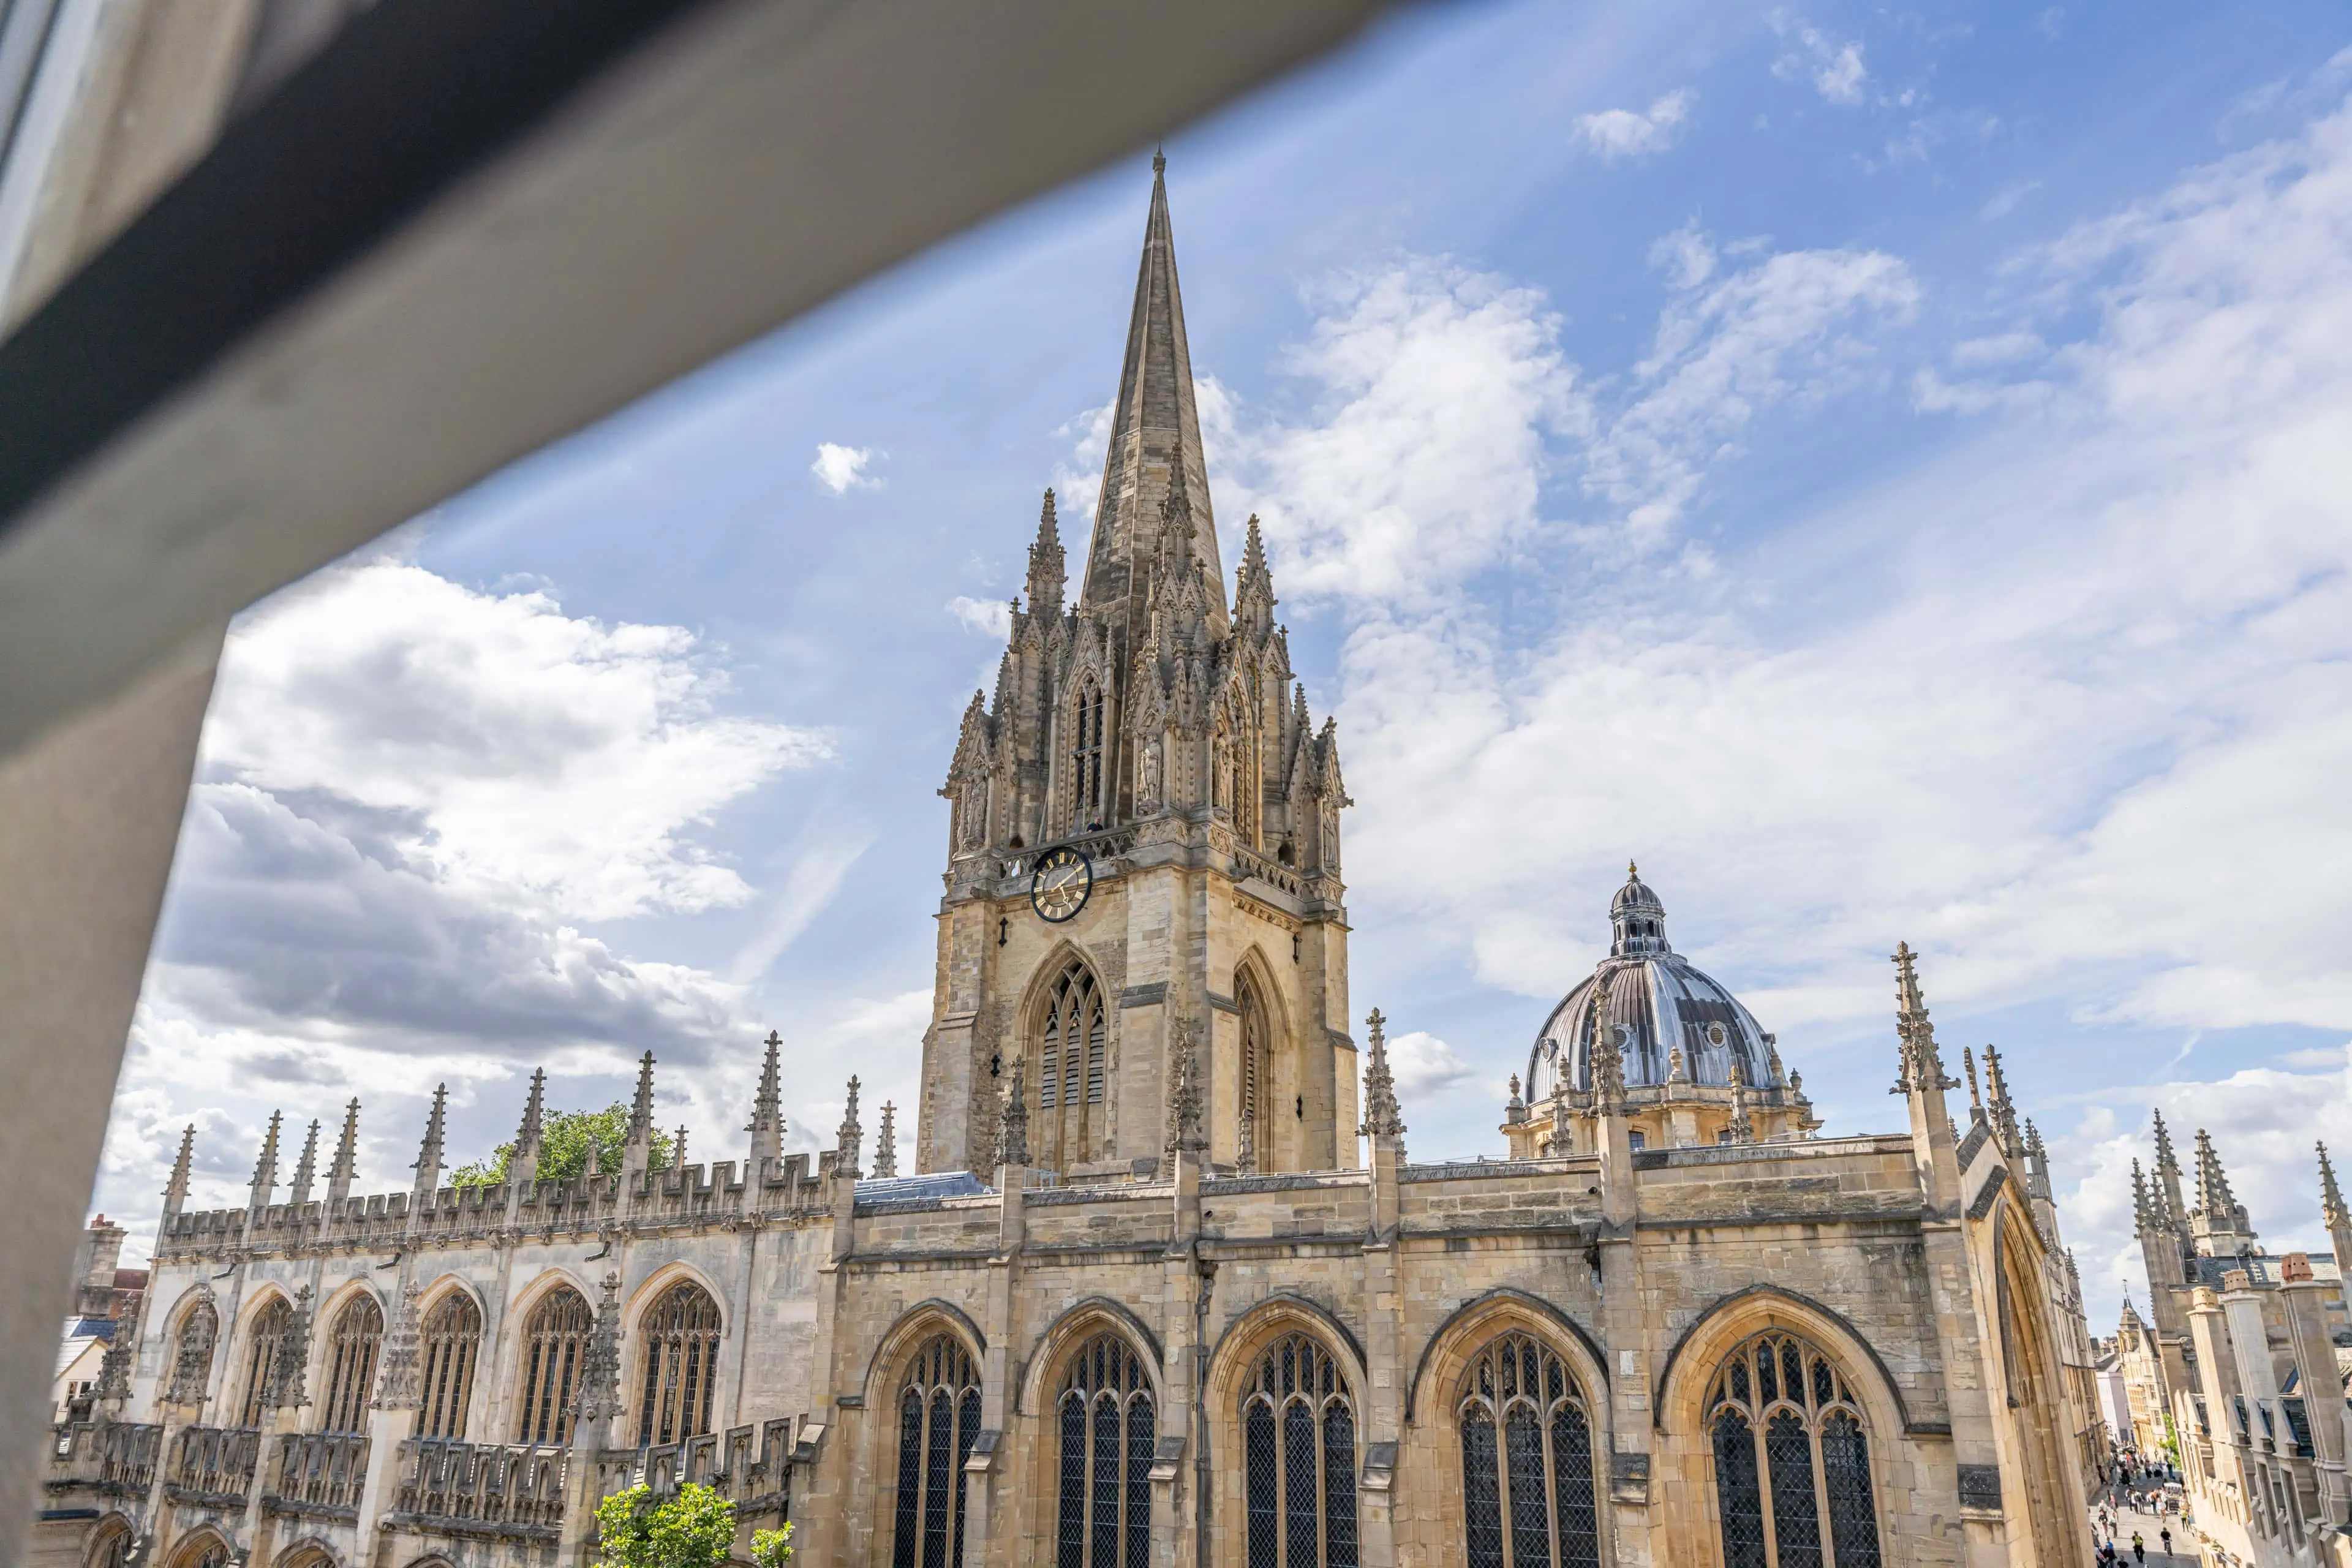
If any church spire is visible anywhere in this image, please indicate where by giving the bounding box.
[1079,156,1225,632]
[1026,491,1066,617]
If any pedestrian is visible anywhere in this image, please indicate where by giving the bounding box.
[2133,1531,2146,1565]
[2162,1527,2173,1557]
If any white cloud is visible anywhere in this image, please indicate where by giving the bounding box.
[1577,90,1694,162]
[947,595,1013,638]
[811,442,881,495]
[1384,1030,1479,1099]
[1981,179,2043,221]
[1771,17,1868,107]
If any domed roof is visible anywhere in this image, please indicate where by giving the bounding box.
[1527,866,1781,1097]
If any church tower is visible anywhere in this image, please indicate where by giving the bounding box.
[919,158,1353,1179]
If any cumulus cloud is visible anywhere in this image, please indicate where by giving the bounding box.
[1384,1030,1479,1099]
[1577,90,1694,162]
[97,551,829,1245]
[947,595,1013,638]
[1771,17,1868,107]
[811,442,881,495]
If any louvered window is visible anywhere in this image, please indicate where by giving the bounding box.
[1054,1335,1152,1568]
[318,1295,383,1434]
[237,1296,292,1427]
[1242,1333,1355,1568]
[892,1336,981,1568]
[1706,1332,1881,1568]
[516,1286,592,1445]
[1457,1333,1597,1568]
[1072,682,1107,824]
[418,1292,481,1439]
[1036,960,1107,1174]
[635,1282,722,1446]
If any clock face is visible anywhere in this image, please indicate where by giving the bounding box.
[1030,845,1093,923]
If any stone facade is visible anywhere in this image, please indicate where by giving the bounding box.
[38,163,2110,1568]
[2109,1122,2352,1567]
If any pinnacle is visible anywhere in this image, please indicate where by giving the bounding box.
[2320,1142,2346,1227]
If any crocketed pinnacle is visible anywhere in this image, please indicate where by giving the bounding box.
[516,1068,546,1157]
[164,1125,195,1210]
[836,1076,864,1175]
[874,1101,899,1179]
[1079,156,1225,633]
[1963,1047,1985,1122]
[749,1030,784,1134]
[2131,1159,2152,1231]
[1981,1044,2021,1156]
[412,1084,447,1191]
[1890,941,1956,1095]
[288,1118,320,1205]
[1359,1008,1405,1142]
[2023,1118,2052,1200]
[1167,1022,1207,1157]
[1027,490,1066,616]
[2321,1142,2346,1230]
[328,1099,360,1183]
[625,1052,657,1147]
[997,1070,1028,1170]
[249,1112,282,1209]
[2193,1128,2239,1218]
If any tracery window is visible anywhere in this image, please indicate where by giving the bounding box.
[1458,1332,1598,1568]
[1236,974,1270,1175]
[636,1281,723,1446]
[516,1286,592,1445]
[1072,681,1107,826]
[167,1299,218,1404]
[236,1295,293,1427]
[1055,1334,1153,1568]
[418,1291,482,1439]
[1036,960,1107,1175]
[1706,1332,1881,1568]
[318,1294,383,1433]
[1244,1333,1355,1568]
[892,1335,982,1568]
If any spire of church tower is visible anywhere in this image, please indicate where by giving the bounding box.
[288,1118,320,1205]
[1079,156,1226,635]
[1027,491,1066,616]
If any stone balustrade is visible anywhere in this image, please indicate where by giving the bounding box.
[262,1431,368,1518]
[165,1425,260,1506]
[389,1437,568,1539]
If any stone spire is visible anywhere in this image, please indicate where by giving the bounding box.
[747,1030,785,1180]
[874,1101,899,1179]
[326,1098,360,1205]
[286,1119,320,1206]
[1890,941,1957,1095]
[1588,982,1627,1116]
[410,1084,447,1199]
[673,1125,689,1171]
[512,1069,547,1188]
[1359,1008,1405,1147]
[2194,1129,2239,1217]
[1078,156,1226,636]
[2024,1118,2053,1202]
[624,1052,657,1178]
[1981,1044,2021,1156]
[163,1125,195,1218]
[1025,490,1067,617]
[2319,1142,2351,1270]
[835,1076,864,1178]
[2150,1109,2187,1230]
[1726,1061,1755,1145]
[2132,1159,2153,1233]
[1963,1047,1985,1123]
[249,1112,282,1210]
[2190,1128,2253,1255]
[1233,514,1275,638]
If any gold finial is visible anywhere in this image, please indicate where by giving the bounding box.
[1627,860,1639,881]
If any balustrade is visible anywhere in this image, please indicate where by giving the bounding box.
[166,1425,261,1503]
[392,1438,568,1535]
[265,1431,368,1515]
[99,1422,162,1495]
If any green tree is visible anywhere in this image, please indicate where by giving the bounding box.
[452,1103,672,1188]
[593,1484,745,1568]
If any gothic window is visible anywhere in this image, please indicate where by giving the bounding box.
[1705,1332,1881,1568]
[635,1281,723,1446]
[318,1294,383,1434]
[1458,1333,1598,1568]
[168,1298,218,1404]
[1035,960,1107,1175]
[957,779,986,850]
[892,1335,981,1568]
[417,1291,482,1439]
[516,1286,592,1445]
[1237,973,1271,1175]
[86,1519,134,1568]
[1072,680,1107,826]
[1243,1333,1355,1568]
[1054,1334,1153,1568]
[235,1295,292,1427]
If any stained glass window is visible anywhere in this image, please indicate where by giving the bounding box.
[515,1286,590,1444]
[892,1336,980,1568]
[417,1291,481,1439]
[1705,1332,1883,1568]
[236,1296,292,1427]
[1456,1333,1600,1568]
[318,1294,382,1434]
[635,1281,722,1447]
[1243,1333,1357,1568]
[1054,1335,1154,1568]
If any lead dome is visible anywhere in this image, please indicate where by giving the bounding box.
[1527,863,1781,1098]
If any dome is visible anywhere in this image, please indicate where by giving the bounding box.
[1527,865,1781,1096]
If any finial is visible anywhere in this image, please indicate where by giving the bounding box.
[1359,1008,1404,1145]
[1627,860,1639,881]
[673,1125,688,1170]
[1153,145,1166,176]
[875,1101,899,1179]
[836,1076,864,1175]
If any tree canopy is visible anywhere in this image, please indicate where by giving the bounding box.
[591,1483,792,1568]
[452,1102,673,1187]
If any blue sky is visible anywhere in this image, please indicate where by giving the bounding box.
[100,1,2352,1316]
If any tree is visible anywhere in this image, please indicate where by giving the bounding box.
[452,1104,673,1187]
[590,1483,793,1568]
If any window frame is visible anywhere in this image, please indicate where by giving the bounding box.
[1703,1330,1883,1568]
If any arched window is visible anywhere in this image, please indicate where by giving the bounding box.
[1458,1333,1598,1568]
[418,1291,483,1439]
[1236,973,1271,1175]
[236,1295,292,1427]
[636,1281,723,1446]
[892,1335,981,1568]
[1243,1333,1355,1568]
[1055,1334,1153,1568]
[318,1294,383,1433]
[1072,680,1107,826]
[516,1286,592,1445]
[167,1299,218,1404]
[167,1534,228,1568]
[86,1518,134,1568]
[1706,1332,1881,1568]
[1035,960,1107,1175]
